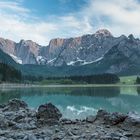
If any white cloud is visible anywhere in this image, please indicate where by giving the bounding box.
[0,0,94,45]
[0,1,29,15]
[0,0,140,45]
[83,0,140,37]
[0,0,58,45]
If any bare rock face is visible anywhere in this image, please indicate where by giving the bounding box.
[15,40,40,64]
[0,29,123,66]
[41,29,115,66]
[94,29,113,37]
[38,30,140,70]
[0,38,40,64]
[37,103,62,125]
[0,38,16,54]
[1,29,140,74]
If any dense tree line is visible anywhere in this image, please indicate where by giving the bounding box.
[24,73,120,84]
[0,62,22,82]
[136,76,140,84]
[0,61,119,84]
[68,74,120,84]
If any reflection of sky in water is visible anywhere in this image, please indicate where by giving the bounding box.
[58,105,97,119]
[0,86,140,119]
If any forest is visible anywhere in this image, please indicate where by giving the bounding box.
[24,73,120,84]
[0,62,22,82]
[0,62,120,84]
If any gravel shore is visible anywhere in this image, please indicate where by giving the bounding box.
[0,99,139,140]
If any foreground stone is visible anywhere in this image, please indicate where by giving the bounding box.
[37,103,62,125]
[0,99,139,140]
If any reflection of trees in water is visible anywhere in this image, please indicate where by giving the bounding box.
[137,87,140,95]
[0,90,21,104]
[70,87,120,97]
[0,87,120,102]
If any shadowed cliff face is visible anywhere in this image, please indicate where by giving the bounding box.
[1,29,140,73]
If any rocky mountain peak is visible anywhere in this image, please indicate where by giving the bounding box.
[1,29,140,73]
[49,38,65,47]
[128,34,135,41]
[19,40,39,48]
[95,29,113,37]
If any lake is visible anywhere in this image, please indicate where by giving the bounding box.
[0,85,140,119]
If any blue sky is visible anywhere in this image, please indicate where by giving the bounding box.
[0,0,140,45]
[23,0,87,17]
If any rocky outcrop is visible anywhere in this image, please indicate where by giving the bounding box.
[0,99,139,140]
[37,103,62,125]
[96,110,128,125]
[15,40,40,64]
[2,98,28,112]
[0,38,40,64]
[0,38,16,55]
[42,29,116,66]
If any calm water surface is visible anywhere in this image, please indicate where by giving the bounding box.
[0,86,140,119]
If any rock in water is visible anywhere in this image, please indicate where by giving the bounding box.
[37,103,62,125]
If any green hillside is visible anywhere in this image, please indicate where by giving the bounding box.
[0,49,18,67]
[120,76,137,84]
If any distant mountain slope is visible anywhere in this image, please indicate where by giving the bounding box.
[0,38,40,64]
[1,29,140,76]
[0,49,18,67]
[1,29,140,67]
[0,62,21,82]
[0,46,139,77]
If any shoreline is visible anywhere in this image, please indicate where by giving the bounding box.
[0,83,140,89]
[0,99,139,140]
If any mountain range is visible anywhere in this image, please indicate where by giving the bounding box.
[0,29,140,76]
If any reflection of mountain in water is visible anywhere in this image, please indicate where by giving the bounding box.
[0,91,21,104]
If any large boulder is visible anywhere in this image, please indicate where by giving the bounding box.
[96,110,127,125]
[37,103,62,125]
[104,112,128,125]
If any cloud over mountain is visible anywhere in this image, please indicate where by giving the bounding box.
[0,0,140,45]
